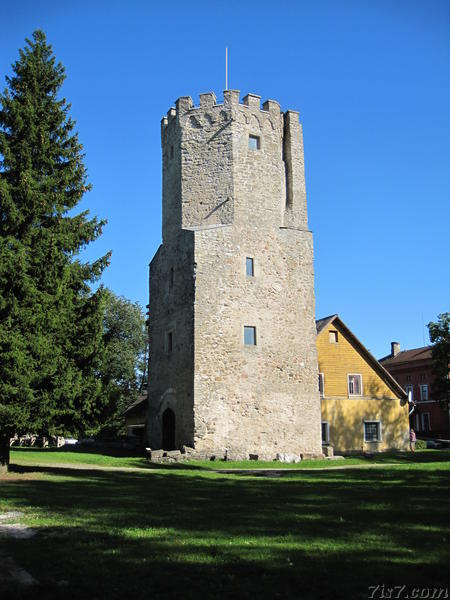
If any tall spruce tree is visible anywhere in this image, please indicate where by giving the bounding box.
[0,31,110,468]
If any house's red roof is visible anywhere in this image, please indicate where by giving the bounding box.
[380,346,432,366]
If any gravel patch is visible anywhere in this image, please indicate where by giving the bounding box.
[0,511,24,521]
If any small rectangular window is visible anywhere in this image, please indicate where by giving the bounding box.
[420,384,428,401]
[364,421,381,442]
[421,413,431,431]
[318,373,324,397]
[244,326,256,346]
[321,421,329,444]
[248,135,260,150]
[165,331,173,354]
[329,330,338,343]
[415,413,420,432]
[245,257,254,277]
[348,374,362,396]
[169,267,174,290]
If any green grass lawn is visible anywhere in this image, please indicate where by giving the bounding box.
[1,450,449,599]
[10,446,450,470]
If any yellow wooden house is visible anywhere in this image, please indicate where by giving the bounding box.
[316,315,409,453]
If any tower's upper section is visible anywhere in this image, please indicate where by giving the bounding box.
[160,90,308,243]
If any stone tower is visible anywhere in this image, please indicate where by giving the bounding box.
[147,90,322,460]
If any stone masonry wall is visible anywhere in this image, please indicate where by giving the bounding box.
[148,90,322,459]
[147,230,195,449]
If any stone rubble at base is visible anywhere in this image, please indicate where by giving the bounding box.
[145,447,325,464]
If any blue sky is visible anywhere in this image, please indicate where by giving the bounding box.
[2,0,449,358]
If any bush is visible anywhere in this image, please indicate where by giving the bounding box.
[416,439,427,450]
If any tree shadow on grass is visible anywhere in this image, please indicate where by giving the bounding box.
[11,445,144,459]
[11,447,218,470]
[357,450,450,464]
[1,466,449,600]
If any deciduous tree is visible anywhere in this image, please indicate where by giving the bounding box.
[428,312,450,411]
[98,290,148,436]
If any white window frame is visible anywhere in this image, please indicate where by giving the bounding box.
[318,373,325,397]
[348,374,363,396]
[321,421,330,444]
[419,384,428,402]
[364,420,382,442]
[421,412,431,432]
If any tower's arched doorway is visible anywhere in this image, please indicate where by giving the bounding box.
[162,408,176,450]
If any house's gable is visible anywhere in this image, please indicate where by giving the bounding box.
[316,316,405,400]
[316,315,409,452]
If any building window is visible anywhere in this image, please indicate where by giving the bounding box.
[414,413,420,432]
[165,331,173,354]
[169,267,174,290]
[318,373,324,397]
[244,326,256,346]
[421,413,431,431]
[246,257,254,277]
[364,421,381,442]
[420,384,428,401]
[170,145,174,159]
[406,375,412,382]
[321,421,330,444]
[248,135,260,150]
[329,330,338,343]
[405,384,413,402]
[348,374,362,396]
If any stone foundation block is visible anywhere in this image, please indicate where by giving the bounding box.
[276,453,301,463]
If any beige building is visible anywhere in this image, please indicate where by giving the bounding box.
[147,91,321,460]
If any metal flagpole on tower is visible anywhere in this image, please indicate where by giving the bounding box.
[225,47,228,90]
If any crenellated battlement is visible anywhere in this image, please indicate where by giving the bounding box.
[160,90,297,134]
[160,90,307,239]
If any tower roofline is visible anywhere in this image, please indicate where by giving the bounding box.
[160,91,299,131]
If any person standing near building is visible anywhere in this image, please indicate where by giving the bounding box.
[409,428,416,452]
